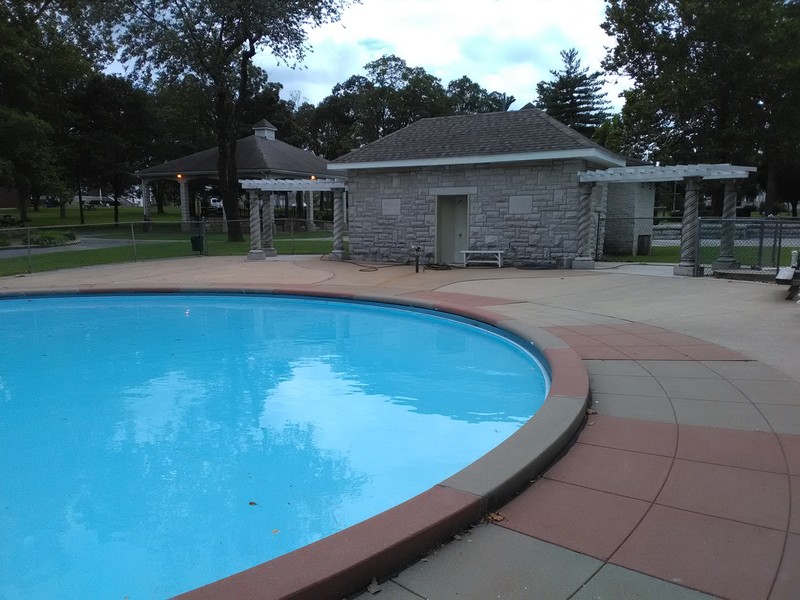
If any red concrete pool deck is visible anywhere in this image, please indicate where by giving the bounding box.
[2,257,799,599]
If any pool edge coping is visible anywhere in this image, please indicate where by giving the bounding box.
[0,286,590,600]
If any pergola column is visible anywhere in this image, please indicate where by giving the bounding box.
[674,177,702,276]
[331,189,345,261]
[179,177,191,232]
[714,180,740,270]
[245,190,265,261]
[141,179,152,221]
[305,191,315,232]
[262,193,277,256]
[573,182,596,269]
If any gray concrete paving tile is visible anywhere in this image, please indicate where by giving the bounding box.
[658,378,750,402]
[591,393,676,423]
[637,360,723,379]
[700,360,793,381]
[351,580,425,600]
[758,404,800,435]
[731,379,800,405]
[392,524,601,600]
[572,563,716,599]
[589,373,666,397]
[672,399,771,431]
[770,533,800,600]
[584,360,651,377]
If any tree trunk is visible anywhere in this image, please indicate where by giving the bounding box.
[17,183,29,222]
[765,162,778,215]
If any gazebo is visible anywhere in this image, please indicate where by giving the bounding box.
[135,120,331,226]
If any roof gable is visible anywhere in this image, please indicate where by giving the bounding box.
[329,109,624,169]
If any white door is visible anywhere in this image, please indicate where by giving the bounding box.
[436,195,468,263]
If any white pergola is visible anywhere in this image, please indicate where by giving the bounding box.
[578,163,757,276]
[239,178,348,261]
[578,163,757,183]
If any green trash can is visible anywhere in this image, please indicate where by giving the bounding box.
[190,235,203,253]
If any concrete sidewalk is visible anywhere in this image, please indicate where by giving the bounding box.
[2,257,798,599]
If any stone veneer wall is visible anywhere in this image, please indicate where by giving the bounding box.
[346,159,595,263]
[603,182,656,256]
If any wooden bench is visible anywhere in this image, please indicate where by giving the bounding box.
[462,249,505,268]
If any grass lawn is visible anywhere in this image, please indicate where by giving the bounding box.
[602,244,795,266]
[0,227,342,276]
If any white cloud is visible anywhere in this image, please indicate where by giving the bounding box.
[255,0,628,110]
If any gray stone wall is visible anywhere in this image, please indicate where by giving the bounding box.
[346,159,592,263]
[603,182,656,256]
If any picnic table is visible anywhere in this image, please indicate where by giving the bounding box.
[0,213,24,227]
[775,266,800,300]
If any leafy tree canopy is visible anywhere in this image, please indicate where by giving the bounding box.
[110,0,354,240]
[602,0,800,209]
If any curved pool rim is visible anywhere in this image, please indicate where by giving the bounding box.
[1,286,590,600]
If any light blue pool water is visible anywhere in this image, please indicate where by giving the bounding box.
[0,294,549,599]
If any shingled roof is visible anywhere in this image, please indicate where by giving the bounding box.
[137,129,329,179]
[329,109,624,170]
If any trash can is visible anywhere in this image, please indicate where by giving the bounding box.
[637,234,652,256]
[190,235,204,253]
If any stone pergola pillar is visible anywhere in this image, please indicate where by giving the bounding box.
[331,188,345,260]
[714,180,740,270]
[305,191,315,232]
[178,177,191,232]
[573,182,596,269]
[245,190,265,261]
[674,177,702,276]
[141,179,152,221]
[262,193,277,256]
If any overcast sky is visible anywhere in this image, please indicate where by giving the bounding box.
[255,0,628,111]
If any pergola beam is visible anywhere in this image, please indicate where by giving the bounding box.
[239,178,346,192]
[578,164,756,183]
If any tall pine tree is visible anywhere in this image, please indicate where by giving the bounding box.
[534,49,610,137]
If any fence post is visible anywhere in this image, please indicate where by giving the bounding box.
[694,218,703,276]
[26,227,32,274]
[131,223,138,260]
[755,221,765,269]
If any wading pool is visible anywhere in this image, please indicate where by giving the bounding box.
[0,293,549,598]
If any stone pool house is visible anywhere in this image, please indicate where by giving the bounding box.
[327,108,644,267]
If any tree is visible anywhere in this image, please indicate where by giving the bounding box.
[534,48,611,137]
[446,77,515,114]
[0,1,105,220]
[602,0,800,212]
[113,0,353,241]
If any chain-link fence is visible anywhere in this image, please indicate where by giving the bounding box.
[0,218,338,277]
[598,217,684,262]
[698,218,800,272]
[598,216,800,274]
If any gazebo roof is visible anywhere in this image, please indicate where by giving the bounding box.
[579,163,757,183]
[136,127,330,180]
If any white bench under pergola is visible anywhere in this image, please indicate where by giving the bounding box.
[239,178,347,261]
[577,164,756,276]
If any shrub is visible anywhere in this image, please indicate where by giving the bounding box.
[29,230,75,247]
